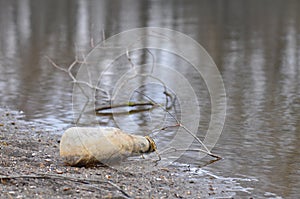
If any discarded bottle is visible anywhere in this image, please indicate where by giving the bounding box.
[59,127,156,166]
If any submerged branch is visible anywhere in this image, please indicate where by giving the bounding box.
[95,101,156,112]
[95,101,159,115]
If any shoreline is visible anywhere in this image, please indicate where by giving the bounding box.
[0,107,233,198]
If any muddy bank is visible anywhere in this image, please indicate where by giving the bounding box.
[0,107,234,198]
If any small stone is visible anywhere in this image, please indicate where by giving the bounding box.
[44,158,52,162]
[39,163,45,168]
[56,169,63,174]
[63,187,71,191]
[160,168,170,172]
[0,141,8,146]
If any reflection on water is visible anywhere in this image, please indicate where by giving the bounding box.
[0,0,299,198]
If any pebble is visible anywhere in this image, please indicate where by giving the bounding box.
[63,187,71,191]
[56,169,63,174]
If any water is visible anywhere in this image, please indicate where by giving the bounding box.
[0,0,299,198]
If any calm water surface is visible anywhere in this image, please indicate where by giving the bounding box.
[0,0,299,198]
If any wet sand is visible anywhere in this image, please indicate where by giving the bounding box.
[0,107,233,198]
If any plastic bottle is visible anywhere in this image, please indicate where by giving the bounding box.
[60,127,156,166]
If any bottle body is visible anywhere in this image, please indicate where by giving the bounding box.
[60,127,155,166]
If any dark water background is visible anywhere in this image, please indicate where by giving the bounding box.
[0,0,299,198]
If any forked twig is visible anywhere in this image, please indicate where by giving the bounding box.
[45,56,109,96]
[46,55,111,124]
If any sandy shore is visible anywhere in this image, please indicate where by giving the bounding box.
[0,107,233,198]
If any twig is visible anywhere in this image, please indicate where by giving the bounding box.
[151,124,180,137]
[145,49,155,74]
[95,99,159,116]
[136,91,220,159]
[46,55,111,124]
[74,96,89,125]
[95,101,156,112]
[0,173,131,198]
[125,49,173,111]
[163,91,176,110]
[102,30,105,42]
[45,56,109,96]
[160,148,221,160]
[96,107,156,116]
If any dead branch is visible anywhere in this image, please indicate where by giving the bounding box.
[95,101,156,112]
[46,51,172,123]
[160,148,221,160]
[125,49,175,111]
[47,46,175,125]
[96,108,156,116]
[46,55,112,124]
[45,56,109,97]
[136,91,221,160]
[96,101,158,115]
[0,173,131,198]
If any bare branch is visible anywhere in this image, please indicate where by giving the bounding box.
[45,56,68,73]
[46,56,109,95]
[95,101,156,112]
[136,91,218,159]
[160,147,221,160]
